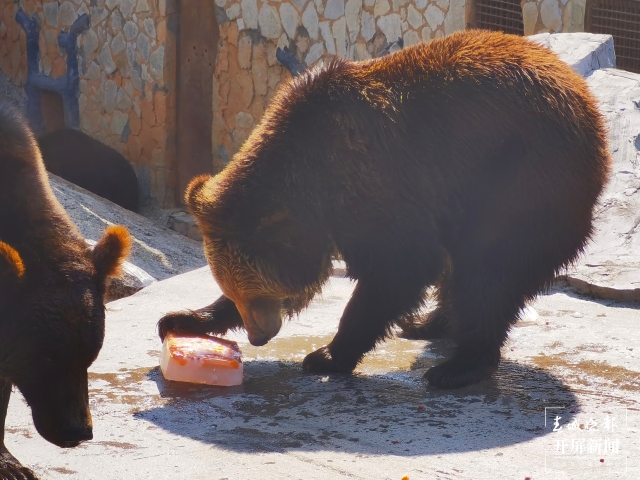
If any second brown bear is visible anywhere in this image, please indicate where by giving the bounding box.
[158,30,610,389]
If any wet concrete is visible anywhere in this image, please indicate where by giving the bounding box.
[3,267,639,479]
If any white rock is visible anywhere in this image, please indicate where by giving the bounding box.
[242,0,259,29]
[415,0,427,8]
[305,42,324,66]
[528,32,615,76]
[361,11,375,42]
[403,29,420,47]
[345,0,362,43]
[522,2,539,36]
[424,5,444,30]
[226,4,241,20]
[365,0,375,6]
[443,0,465,35]
[258,4,282,39]
[374,0,390,17]
[235,112,254,129]
[332,17,347,57]
[377,14,402,43]
[237,18,245,30]
[407,4,423,30]
[302,3,319,40]
[83,28,99,56]
[435,0,450,11]
[320,21,336,55]
[280,3,300,39]
[59,2,78,27]
[324,0,345,20]
[540,0,562,32]
[421,25,432,42]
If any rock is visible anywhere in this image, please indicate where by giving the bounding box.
[103,261,155,302]
[98,44,117,75]
[136,0,150,13]
[120,0,136,18]
[345,0,362,43]
[415,0,427,8]
[443,0,465,35]
[242,0,259,30]
[324,0,345,20]
[540,0,562,32]
[238,34,253,69]
[403,29,420,47]
[332,17,347,57]
[59,2,78,27]
[421,26,432,42]
[424,5,444,30]
[111,110,129,135]
[361,11,375,42]
[374,0,390,17]
[44,2,59,27]
[235,111,254,129]
[116,88,133,110]
[528,32,615,76]
[150,46,164,82]
[293,0,308,10]
[144,18,156,38]
[226,4,241,20]
[280,3,300,39]
[137,34,151,61]
[435,0,449,9]
[320,21,336,55]
[124,21,138,40]
[112,32,126,55]
[522,2,539,36]
[407,4,423,30]
[258,4,282,39]
[377,14,402,43]
[105,80,117,113]
[305,42,324,66]
[84,28,99,56]
[302,3,319,40]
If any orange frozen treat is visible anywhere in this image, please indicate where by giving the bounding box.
[160,334,243,386]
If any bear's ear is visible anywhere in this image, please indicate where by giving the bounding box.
[184,174,212,211]
[92,226,132,283]
[0,241,25,283]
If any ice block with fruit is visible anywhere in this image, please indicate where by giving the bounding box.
[160,333,243,386]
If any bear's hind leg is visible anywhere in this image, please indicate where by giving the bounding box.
[157,295,244,341]
[398,276,452,340]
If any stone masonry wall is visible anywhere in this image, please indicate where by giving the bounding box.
[0,0,177,208]
[522,0,586,35]
[211,0,468,168]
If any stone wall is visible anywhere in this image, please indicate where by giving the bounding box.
[522,0,586,35]
[211,0,468,168]
[0,0,177,208]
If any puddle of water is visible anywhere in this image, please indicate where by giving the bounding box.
[531,353,640,391]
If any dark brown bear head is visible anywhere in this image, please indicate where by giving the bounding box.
[186,173,333,347]
[0,225,131,447]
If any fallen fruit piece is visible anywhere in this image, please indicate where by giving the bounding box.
[160,333,243,386]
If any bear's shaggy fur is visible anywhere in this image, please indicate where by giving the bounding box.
[38,128,140,212]
[158,30,610,389]
[0,105,131,477]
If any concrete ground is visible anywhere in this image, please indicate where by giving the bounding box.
[4,267,640,479]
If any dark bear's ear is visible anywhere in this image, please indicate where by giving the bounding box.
[0,241,25,283]
[92,226,132,282]
[184,174,212,212]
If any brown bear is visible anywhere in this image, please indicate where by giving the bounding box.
[0,104,131,478]
[38,128,140,212]
[158,30,611,390]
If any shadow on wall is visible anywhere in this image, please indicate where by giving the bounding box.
[139,352,576,456]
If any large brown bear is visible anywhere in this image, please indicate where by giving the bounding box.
[158,30,610,390]
[0,105,131,478]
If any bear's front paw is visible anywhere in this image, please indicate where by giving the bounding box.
[157,311,202,341]
[302,347,355,374]
[0,451,38,480]
[425,352,499,389]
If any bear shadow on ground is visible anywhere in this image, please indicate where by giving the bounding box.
[139,344,577,457]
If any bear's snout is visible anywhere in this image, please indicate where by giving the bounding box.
[236,297,283,346]
[58,426,93,448]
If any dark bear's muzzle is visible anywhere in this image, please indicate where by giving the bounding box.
[237,297,283,346]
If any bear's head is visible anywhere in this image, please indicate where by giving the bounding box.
[187,174,334,346]
[0,225,131,447]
